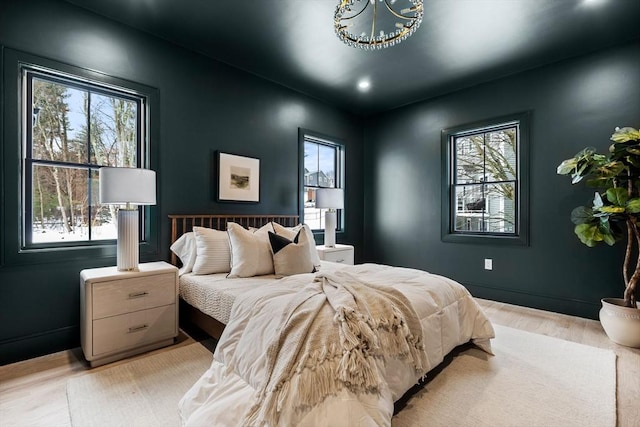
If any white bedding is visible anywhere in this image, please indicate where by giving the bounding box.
[179,261,346,324]
[180,271,274,324]
[179,263,495,426]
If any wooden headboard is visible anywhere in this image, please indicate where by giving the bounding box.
[168,214,299,265]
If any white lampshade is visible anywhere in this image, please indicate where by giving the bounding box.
[99,167,156,271]
[315,188,344,209]
[99,167,156,205]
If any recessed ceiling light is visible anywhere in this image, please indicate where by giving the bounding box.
[357,79,371,92]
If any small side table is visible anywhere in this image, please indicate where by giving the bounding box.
[316,244,354,265]
[80,261,179,367]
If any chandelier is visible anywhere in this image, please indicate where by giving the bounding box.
[334,0,424,50]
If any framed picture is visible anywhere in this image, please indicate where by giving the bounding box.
[216,152,260,202]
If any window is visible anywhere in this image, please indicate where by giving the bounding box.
[441,112,529,245]
[299,129,345,231]
[23,66,148,248]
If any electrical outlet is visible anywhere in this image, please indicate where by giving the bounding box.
[484,258,493,270]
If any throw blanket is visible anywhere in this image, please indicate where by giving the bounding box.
[239,269,429,426]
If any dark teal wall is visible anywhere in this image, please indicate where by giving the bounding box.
[0,0,364,364]
[363,41,640,319]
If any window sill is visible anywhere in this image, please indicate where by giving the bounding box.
[442,232,528,246]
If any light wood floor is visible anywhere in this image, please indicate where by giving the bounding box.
[1,299,639,427]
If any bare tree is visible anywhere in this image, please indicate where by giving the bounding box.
[455,128,517,228]
[33,80,72,233]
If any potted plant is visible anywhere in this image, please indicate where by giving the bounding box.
[557,125,640,348]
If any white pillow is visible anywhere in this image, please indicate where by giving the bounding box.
[192,226,232,275]
[170,232,197,276]
[271,222,321,269]
[227,222,274,278]
[268,229,315,278]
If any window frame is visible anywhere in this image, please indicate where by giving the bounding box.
[441,112,530,245]
[0,48,159,267]
[298,128,345,233]
[23,66,148,249]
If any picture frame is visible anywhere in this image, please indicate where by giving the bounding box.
[216,152,260,203]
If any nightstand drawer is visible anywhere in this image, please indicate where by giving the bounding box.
[92,273,175,319]
[92,304,176,356]
[321,249,354,265]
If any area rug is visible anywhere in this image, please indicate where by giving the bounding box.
[67,325,616,427]
[393,324,617,427]
[67,343,212,427]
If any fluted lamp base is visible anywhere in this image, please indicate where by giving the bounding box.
[324,210,337,248]
[117,208,139,271]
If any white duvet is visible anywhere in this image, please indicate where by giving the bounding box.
[179,263,494,426]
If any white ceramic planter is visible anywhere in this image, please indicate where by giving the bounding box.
[599,298,640,348]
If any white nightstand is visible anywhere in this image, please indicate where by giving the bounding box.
[316,244,354,265]
[80,261,179,367]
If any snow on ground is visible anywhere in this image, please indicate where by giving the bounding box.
[32,223,117,243]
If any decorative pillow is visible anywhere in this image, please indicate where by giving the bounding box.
[227,222,275,278]
[170,232,197,276]
[192,226,232,275]
[271,222,321,269]
[268,230,315,278]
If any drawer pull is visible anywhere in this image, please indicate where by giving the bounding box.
[128,324,149,333]
[128,291,149,299]
[335,259,345,263]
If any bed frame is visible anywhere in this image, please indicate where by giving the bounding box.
[169,214,299,339]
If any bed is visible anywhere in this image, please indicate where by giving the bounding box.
[169,214,495,426]
[169,214,300,338]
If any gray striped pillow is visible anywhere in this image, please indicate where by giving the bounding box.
[192,226,231,274]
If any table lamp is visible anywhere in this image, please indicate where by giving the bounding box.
[315,188,343,248]
[99,167,156,271]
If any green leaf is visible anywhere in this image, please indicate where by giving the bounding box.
[585,177,613,188]
[606,187,628,206]
[557,158,577,175]
[576,147,597,158]
[557,147,608,184]
[595,161,625,178]
[599,206,625,214]
[571,161,591,183]
[574,223,602,247]
[611,127,640,143]
[598,219,616,246]
[602,233,616,246]
[570,206,594,225]
[610,141,632,156]
[626,198,640,213]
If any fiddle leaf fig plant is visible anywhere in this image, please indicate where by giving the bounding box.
[557,126,640,308]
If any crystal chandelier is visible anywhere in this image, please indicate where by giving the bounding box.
[334,0,424,50]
